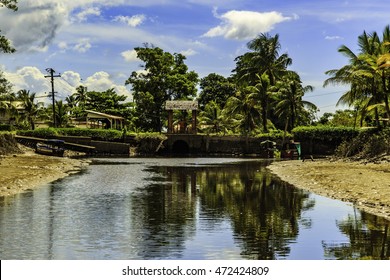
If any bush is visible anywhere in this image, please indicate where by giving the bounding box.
[0,124,14,131]
[335,128,389,158]
[292,126,360,143]
[135,133,167,154]
[256,129,292,141]
[17,128,58,138]
[17,128,124,141]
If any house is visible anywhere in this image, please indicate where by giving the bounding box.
[84,110,124,130]
[0,101,25,124]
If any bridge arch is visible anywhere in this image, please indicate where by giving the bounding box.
[172,140,190,154]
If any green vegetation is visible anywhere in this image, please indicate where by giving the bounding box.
[17,128,124,141]
[335,128,390,159]
[324,25,390,129]
[2,10,390,158]
[292,126,359,143]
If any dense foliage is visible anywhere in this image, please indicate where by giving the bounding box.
[17,128,124,141]
[335,128,390,159]
[292,126,359,143]
[3,22,390,157]
[125,45,198,132]
[324,25,390,128]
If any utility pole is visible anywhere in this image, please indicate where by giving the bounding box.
[45,68,61,127]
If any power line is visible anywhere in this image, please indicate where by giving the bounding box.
[304,90,345,98]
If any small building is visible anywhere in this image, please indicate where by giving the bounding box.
[0,101,25,125]
[165,100,198,134]
[85,110,124,130]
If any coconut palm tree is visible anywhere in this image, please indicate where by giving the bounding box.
[224,86,262,135]
[234,33,292,87]
[199,101,231,135]
[72,85,88,109]
[324,26,390,127]
[16,89,43,130]
[274,71,317,132]
[54,100,69,128]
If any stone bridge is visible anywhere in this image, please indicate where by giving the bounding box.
[163,134,271,157]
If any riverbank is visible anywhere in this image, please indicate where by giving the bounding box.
[267,159,390,221]
[0,150,89,197]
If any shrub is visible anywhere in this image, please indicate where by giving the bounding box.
[17,128,58,138]
[292,126,360,143]
[0,124,14,131]
[135,133,167,154]
[335,128,388,158]
[17,128,124,141]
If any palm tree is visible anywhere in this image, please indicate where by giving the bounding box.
[274,71,317,132]
[234,33,292,86]
[253,73,271,132]
[199,101,230,135]
[224,86,262,135]
[16,89,43,130]
[73,85,88,109]
[54,100,69,128]
[324,26,390,127]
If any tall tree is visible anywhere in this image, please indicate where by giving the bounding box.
[72,85,89,110]
[224,86,262,135]
[16,89,43,130]
[198,101,231,135]
[324,26,390,127]
[233,33,292,86]
[0,0,17,53]
[54,100,69,128]
[274,71,316,131]
[198,73,235,110]
[232,33,293,132]
[125,45,198,132]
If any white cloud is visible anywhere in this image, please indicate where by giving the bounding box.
[325,35,344,40]
[0,1,69,52]
[73,38,92,53]
[9,67,50,93]
[203,10,293,40]
[4,67,131,101]
[61,71,82,88]
[113,14,146,27]
[83,71,132,99]
[74,7,101,22]
[180,49,198,57]
[121,49,140,62]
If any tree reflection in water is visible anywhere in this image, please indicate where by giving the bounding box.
[323,210,390,260]
[135,160,315,259]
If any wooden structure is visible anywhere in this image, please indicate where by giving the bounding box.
[85,110,124,130]
[165,101,198,134]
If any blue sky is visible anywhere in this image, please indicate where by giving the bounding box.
[1,0,389,116]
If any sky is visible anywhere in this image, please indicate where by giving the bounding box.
[1,0,389,117]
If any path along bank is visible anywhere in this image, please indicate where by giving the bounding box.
[267,159,390,221]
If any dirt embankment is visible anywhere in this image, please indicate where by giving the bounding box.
[0,150,89,197]
[267,159,390,221]
[0,133,89,197]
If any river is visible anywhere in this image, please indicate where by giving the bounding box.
[0,157,389,260]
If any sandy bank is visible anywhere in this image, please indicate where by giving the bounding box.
[0,151,89,197]
[267,159,390,221]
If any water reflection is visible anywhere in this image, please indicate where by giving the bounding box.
[0,158,389,259]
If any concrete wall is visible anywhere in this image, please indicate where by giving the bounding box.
[51,136,131,155]
[163,134,271,156]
